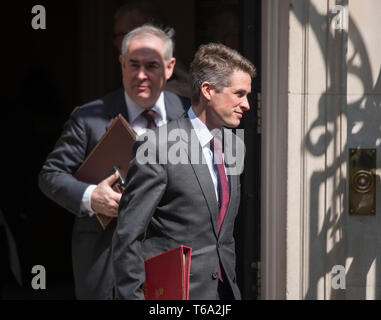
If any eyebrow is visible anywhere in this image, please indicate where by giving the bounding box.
[234,89,251,94]
[128,58,160,65]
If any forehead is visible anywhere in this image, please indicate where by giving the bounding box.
[227,70,252,90]
[126,35,165,62]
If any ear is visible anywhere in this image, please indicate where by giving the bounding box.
[200,82,214,101]
[119,55,125,67]
[119,55,127,77]
[165,58,176,80]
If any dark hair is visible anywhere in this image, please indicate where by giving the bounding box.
[190,43,256,105]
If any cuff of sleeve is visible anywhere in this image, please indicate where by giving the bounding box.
[81,184,97,216]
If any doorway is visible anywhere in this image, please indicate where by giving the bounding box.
[0,0,261,299]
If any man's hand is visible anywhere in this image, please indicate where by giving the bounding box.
[91,171,122,217]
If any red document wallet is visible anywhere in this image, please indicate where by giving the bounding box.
[73,114,136,229]
[143,245,192,300]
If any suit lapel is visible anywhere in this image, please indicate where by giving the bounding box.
[105,89,129,123]
[177,116,219,237]
[218,172,238,239]
[164,91,187,121]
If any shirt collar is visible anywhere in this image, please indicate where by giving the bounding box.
[124,91,166,123]
[187,107,214,148]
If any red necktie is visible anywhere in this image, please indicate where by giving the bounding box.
[141,109,157,129]
[210,137,230,234]
[211,137,230,282]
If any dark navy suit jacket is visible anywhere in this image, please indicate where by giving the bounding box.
[39,89,188,299]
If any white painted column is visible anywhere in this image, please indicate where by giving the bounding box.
[261,0,289,300]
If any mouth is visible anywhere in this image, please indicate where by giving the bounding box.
[234,111,243,119]
[136,83,150,91]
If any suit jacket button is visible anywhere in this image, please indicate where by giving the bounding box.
[212,272,218,280]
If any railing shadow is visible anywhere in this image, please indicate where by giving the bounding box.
[292,1,381,299]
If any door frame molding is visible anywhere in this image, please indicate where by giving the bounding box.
[260,0,290,299]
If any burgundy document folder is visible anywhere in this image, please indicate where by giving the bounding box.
[74,114,136,229]
[143,245,192,300]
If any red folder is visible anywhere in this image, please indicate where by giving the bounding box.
[143,245,192,300]
[73,114,136,229]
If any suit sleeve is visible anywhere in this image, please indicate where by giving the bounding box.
[38,107,91,217]
[112,137,167,300]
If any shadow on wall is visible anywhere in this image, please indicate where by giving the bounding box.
[293,2,381,299]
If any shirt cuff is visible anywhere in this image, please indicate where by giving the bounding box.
[81,184,97,216]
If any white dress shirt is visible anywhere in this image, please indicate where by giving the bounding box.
[188,107,227,203]
[81,91,167,215]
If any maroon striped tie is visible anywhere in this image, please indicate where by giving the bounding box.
[210,137,230,234]
[141,109,157,129]
[211,137,229,282]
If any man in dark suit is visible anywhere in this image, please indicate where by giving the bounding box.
[112,43,256,299]
[38,25,188,299]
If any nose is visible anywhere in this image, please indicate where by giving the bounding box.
[136,67,148,80]
[240,96,250,111]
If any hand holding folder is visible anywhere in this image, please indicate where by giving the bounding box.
[74,114,136,229]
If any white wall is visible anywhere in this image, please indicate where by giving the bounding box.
[283,0,381,299]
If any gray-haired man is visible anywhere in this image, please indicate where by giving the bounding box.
[39,25,189,299]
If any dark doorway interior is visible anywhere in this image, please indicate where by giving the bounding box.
[195,0,262,300]
[1,0,261,299]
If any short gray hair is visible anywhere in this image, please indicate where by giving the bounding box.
[121,24,175,63]
[190,43,256,105]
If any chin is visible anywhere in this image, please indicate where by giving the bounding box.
[136,92,151,99]
[225,119,240,128]
[136,97,156,108]
[135,94,152,104]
